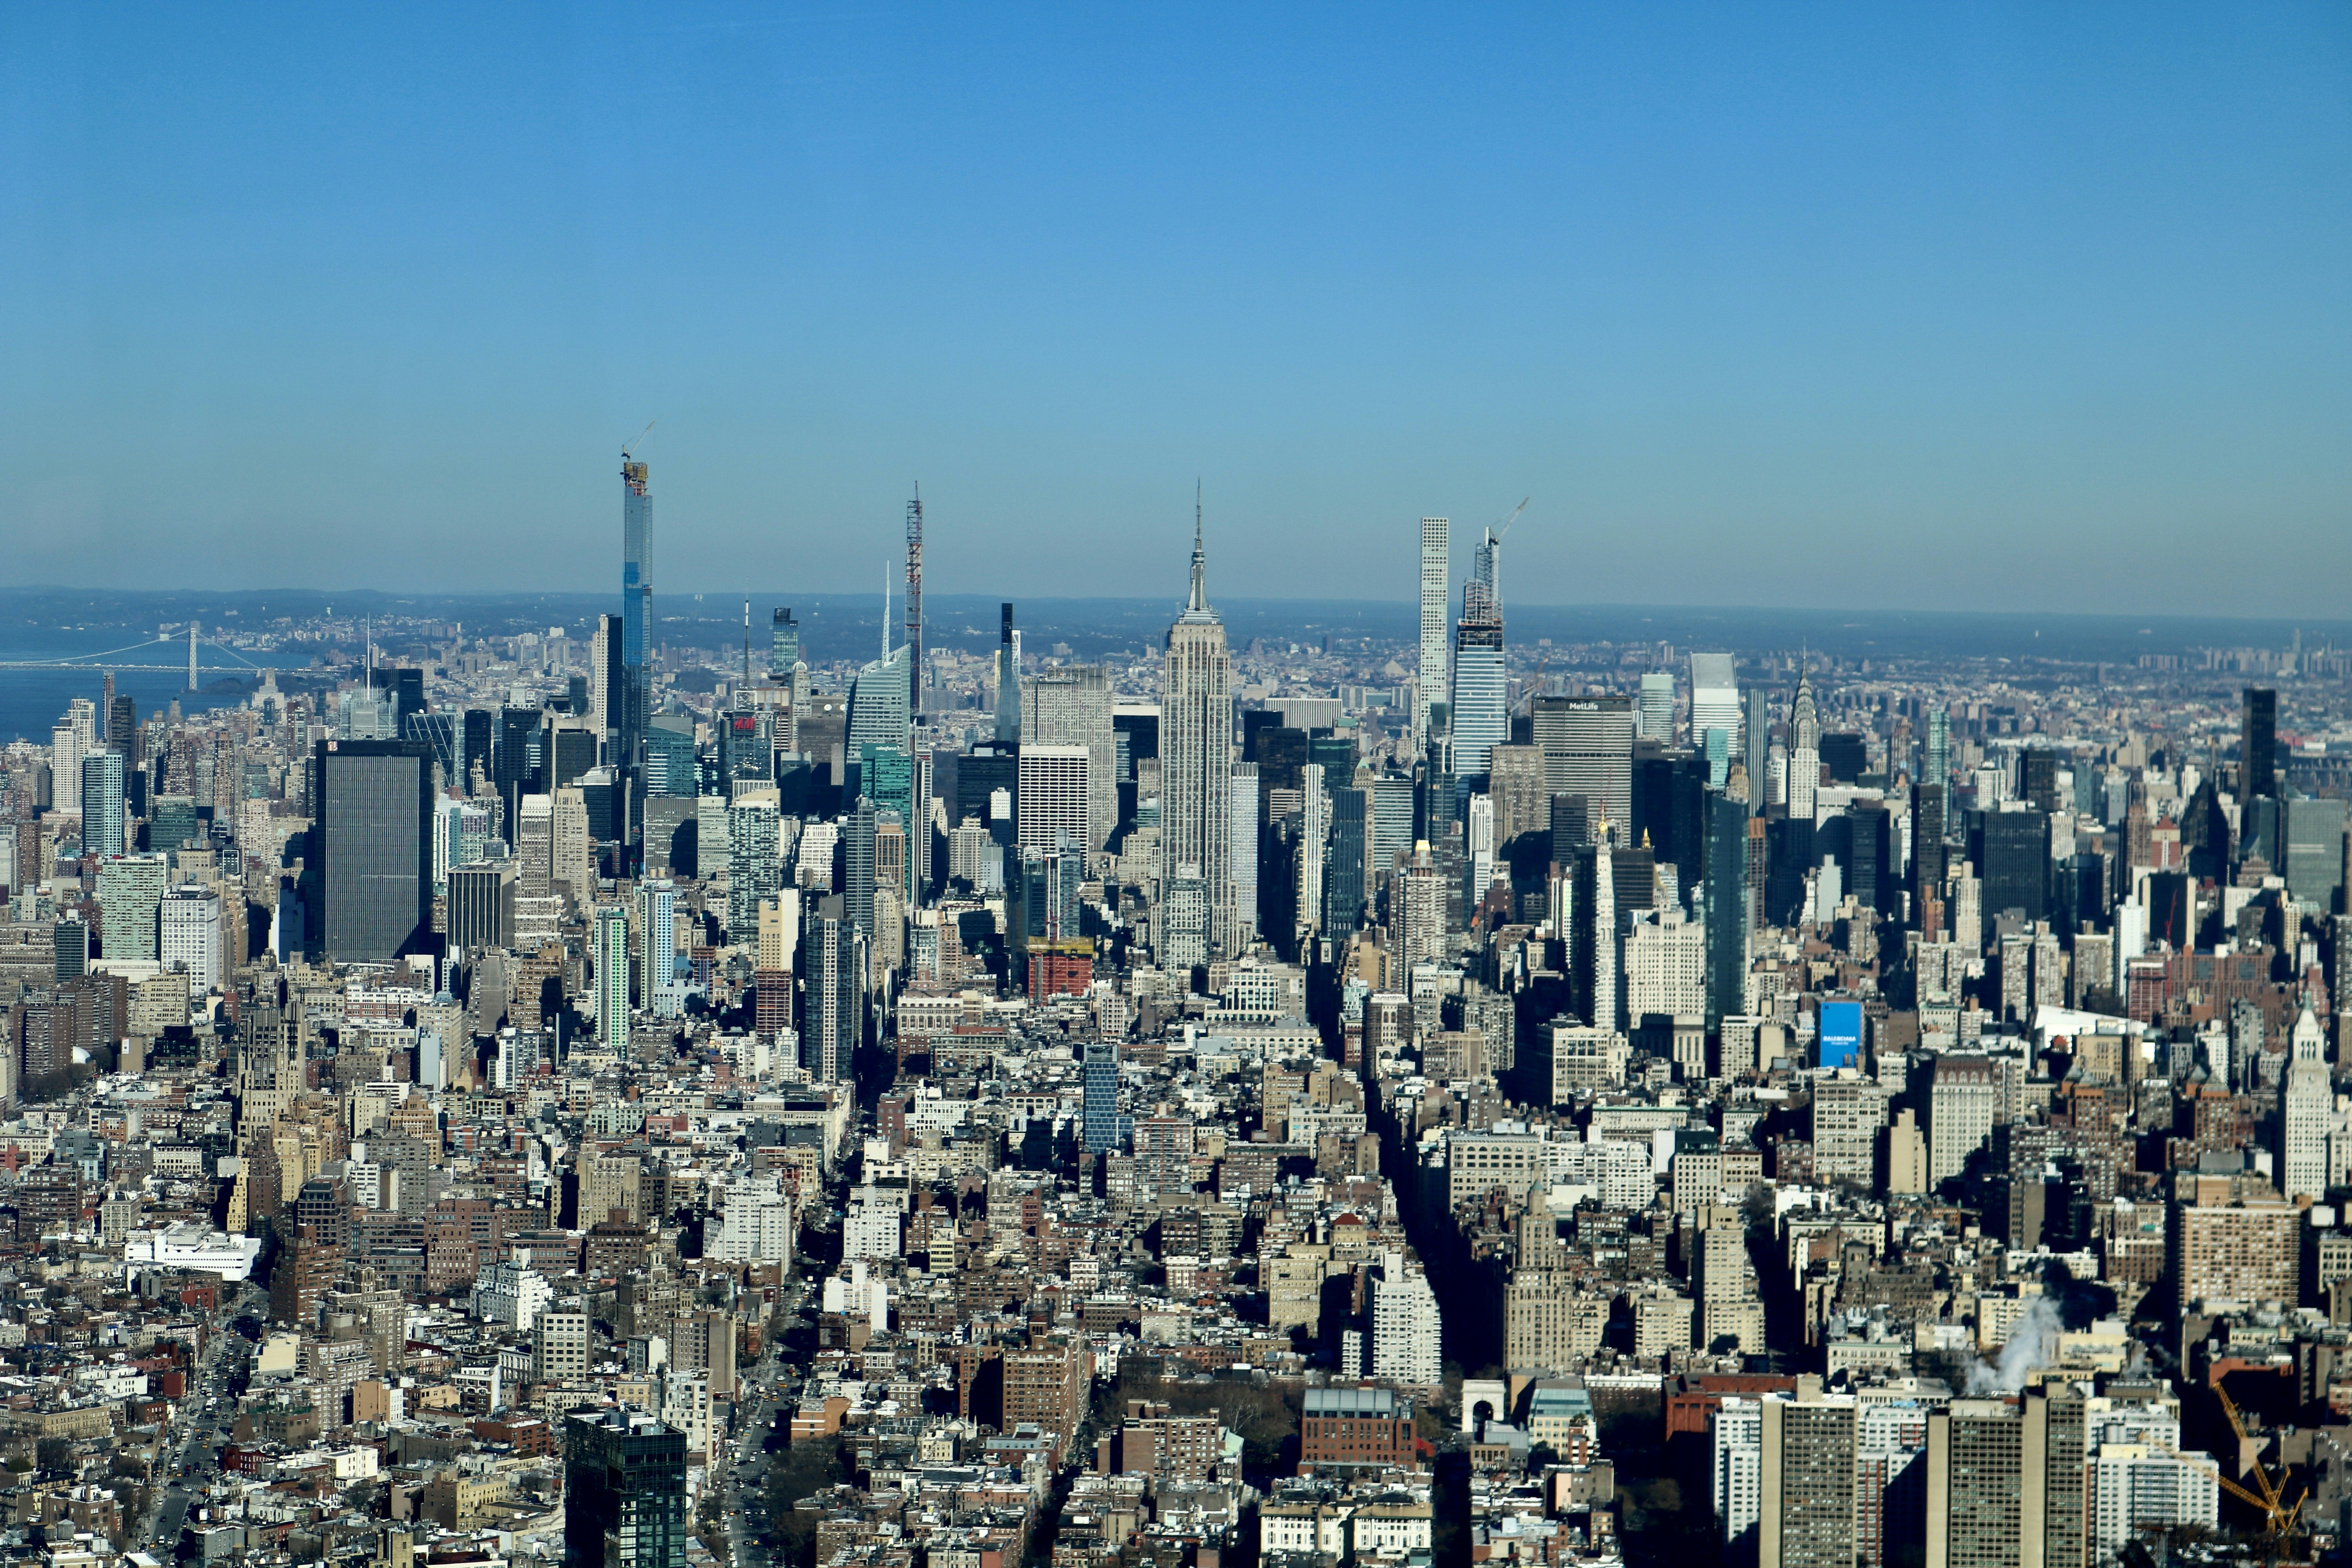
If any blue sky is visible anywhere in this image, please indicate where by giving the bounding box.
[7,5,2348,613]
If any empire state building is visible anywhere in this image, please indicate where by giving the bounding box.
[1160,500,1235,962]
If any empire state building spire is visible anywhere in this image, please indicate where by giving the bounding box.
[1185,478,1210,617]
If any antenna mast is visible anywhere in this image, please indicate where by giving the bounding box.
[906,484,924,721]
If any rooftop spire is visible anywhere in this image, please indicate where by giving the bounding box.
[1187,478,1209,615]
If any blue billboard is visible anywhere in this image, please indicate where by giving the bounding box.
[1818,1000,1864,1070]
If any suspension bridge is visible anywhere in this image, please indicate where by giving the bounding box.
[0,627,278,684]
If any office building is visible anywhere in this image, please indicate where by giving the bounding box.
[1744,687,1770,817]
[1231,760,1259,947]
[1976,808,2049,924]
[1024,666,1116,851]
[2281,795,2347,909]
[848,603,911,762]
[1017,745,1091,856]
[770,607,800,680]
[1703,791,1748,1029]
[564,1407,687,1568]
[1788,670,1821,821]
[1639,671,1676,744]
[1758,1390,1858,1568]
[994,604,1021,745]
[1532,695,1632,841]
[1925,1055,1998,1185]
[160,884,223,991]
[1418,517,1449,748]
[1690,653,1740,750]
[1082,1041,1123,1154]
[310,739,433,963]
[726,799,781,938]
[1161,511,1235,959]
[2241,686,2277,800]
[1451,583,1506,778]
[2278,1007,2332,1200]
[97,854,169,964]
[447,862,513,953]
[1326,786,1367,936]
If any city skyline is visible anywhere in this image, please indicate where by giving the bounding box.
[10,6,2349,611]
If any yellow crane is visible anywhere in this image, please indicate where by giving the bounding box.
[2211,1377,2305,1541]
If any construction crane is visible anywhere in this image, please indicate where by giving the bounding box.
[622,419,656,459]
[2141,1379,2305,1551]
[2213,1376,2305,1543]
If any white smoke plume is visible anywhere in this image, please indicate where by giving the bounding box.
[1965,1296,2065,1396]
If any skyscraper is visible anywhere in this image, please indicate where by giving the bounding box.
[564,1407,688,1568]
[848,573,911,760]
[1744,688,1770,817]
[594,905,630,1053]
[1231,760,1259,948]
[1532,695,1633,840]
[79,751,126,858]
[1451,582,1506,779]
[2241,686,2278,800]
[1017,746,1091,856]
[994,604,1022,745]
[1082,1041,1122,1154]
[1327,786,1368,936]
[97,853,168,964]
[804,901,862,1084]
[2279,1007,2331,1201]
[1787,668,1822,822]
[1639,671,1677,743]
[1703,791,1748,1029]
[1417,516,1450,748]
[620,456,653,772]
[1925,705,1950,787]
[310,739,433,963]
[587,613,622,764]
[770,607,800,680]
[1161,503,1235,959]
[1690,653,1740,750]
[1023,666,1116,852]
[1297,761,1328,942]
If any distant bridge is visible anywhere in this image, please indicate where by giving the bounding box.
[0,630,279,681]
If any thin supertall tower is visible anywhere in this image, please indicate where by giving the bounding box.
[1418,517,1450,748]
[1163,485,1236,958]
[906,485,924,721]
[620,451,653,771]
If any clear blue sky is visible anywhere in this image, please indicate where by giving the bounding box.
[7,5,2348,614]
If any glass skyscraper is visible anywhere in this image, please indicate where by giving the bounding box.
[1450,584,1506,779]
[564,1408,687,1568]
[621,456,653,771]
[309,739,434,963]
[79,751,125,858]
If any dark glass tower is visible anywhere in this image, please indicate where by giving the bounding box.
[564,1408,687,1568]
[309,739,433,963]
[621,456,653,773]
[1702,790,1747,1029]
[2242,686,2278,800]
